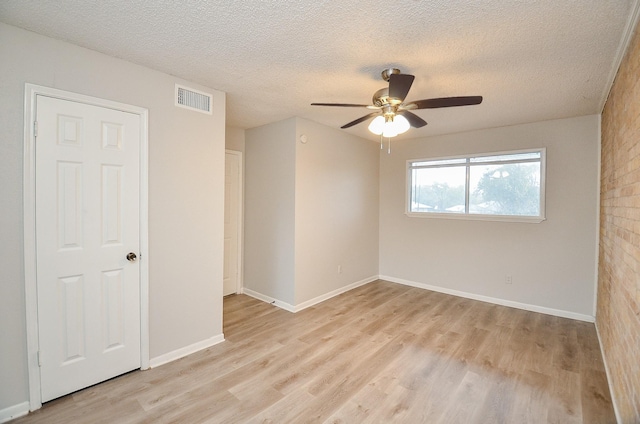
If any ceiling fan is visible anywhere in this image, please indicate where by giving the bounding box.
[311,68,482,137]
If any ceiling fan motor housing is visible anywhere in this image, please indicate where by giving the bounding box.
[372,87,403,108]
[381,67,402,82]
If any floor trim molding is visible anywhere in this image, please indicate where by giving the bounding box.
[595,322,622,424]
[294,275,378,312]
[380,275,595,323]
[243,275,378,313]
[242,288,296,312]
[0,401,29,423]
[149,334,225,368]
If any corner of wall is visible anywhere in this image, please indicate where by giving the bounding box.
[593,114,602,318]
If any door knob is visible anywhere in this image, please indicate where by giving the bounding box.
[126,252,138,262]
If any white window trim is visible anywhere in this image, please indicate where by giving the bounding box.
[405,148,546,223]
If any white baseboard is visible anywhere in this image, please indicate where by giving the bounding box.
[243,275,378,313]
[595,323,621,424]
[379,275,595,323]
[242,288,297,312]
[0,401,29,423]
[149,333,225,368]
[293,275,378,312]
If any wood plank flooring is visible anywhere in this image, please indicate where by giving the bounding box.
[13,280,616,423]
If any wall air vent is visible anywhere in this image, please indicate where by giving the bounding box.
[175,84,213,114]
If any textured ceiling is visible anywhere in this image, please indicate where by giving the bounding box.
[1,0,638,140]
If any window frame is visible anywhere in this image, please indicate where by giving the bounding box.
[405,148,546,223]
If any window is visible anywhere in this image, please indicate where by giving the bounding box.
[407,148,545,222]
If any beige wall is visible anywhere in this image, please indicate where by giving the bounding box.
[244,118,379,307]
[0,23,225,412]
[294,118,379,304]
[598,21,640,422]
[244,119,297,304]
[226,126,245,152]
[379,115,600,318]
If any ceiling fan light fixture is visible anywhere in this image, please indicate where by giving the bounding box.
[383,126,398,138]
[368,114,410,138]
[368,116,385,135]
[394,115,410,134]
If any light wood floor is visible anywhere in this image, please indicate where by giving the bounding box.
[14,280,615,423]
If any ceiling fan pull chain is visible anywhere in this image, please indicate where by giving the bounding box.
[388,137,391,154]
[380,134,383,150]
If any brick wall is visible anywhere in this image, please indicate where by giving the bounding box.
[598,21,640,423]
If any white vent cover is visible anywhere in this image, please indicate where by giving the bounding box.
[175,84,212,114]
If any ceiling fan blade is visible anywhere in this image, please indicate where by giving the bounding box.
[399,111,427,128]
[311,103,371,107]
[341,112,380,129]
[388,74,415,102]
[405,96,483,109]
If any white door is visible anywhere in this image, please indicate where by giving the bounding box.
[223,151,242,296]
[35,95,141,402]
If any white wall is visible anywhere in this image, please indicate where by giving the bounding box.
[0,23,225,413]
[379,115,600,318]
[244,119,297,305]
[294,118,379,304]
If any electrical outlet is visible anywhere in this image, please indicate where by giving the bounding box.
[338,265,342,274]
[505,275,512,284]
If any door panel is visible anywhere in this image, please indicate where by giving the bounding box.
[102,269,125,351]
[59,275,85,364]
[223,152,241,296]
[57,161,83,250]
[35,95,141,402]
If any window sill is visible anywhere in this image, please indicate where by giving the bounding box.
[405,212,546,224]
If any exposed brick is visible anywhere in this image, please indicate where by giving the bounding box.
[598,20,640,424]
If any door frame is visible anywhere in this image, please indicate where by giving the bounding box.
[225,149,244,295]
[23,84,150,411]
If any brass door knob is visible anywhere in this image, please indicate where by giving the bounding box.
[126,252,137,262]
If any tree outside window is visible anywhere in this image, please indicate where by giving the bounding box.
[408,149,545,221]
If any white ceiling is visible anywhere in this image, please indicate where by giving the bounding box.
[1,1,638,141]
